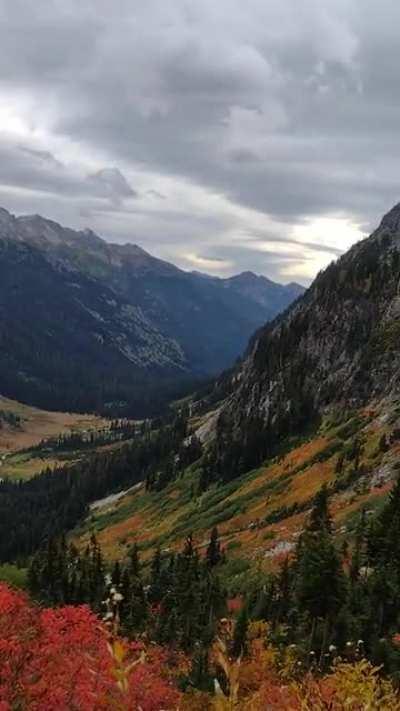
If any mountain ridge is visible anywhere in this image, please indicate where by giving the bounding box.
[0,206,304,415]
[205,201,400,480]
[0,206,304,288]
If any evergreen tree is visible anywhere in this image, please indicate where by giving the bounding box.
[350,508,367,583]
[206,527,222,568]
[307,485,332,533]
[295,486,347,654]
[149,547,163,603]
[232,606,249,658]
[366,477,400,639]
[128,543,140,578]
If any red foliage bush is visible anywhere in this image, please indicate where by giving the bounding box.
[227,596,243,615]
[0,584,181,710]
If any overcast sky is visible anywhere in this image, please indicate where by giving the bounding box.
[0,1,399,284]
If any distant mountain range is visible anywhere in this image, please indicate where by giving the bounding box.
[0,207,303,415]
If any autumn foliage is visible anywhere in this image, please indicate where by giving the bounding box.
[206,620,400,710]
[2,583,400,710]
[0,583,181,710]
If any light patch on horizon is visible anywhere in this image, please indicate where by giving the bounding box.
[183,253,234,274]
[285,217,366,281]
[293,217,365,255]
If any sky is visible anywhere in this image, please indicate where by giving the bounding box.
[0,1,399,284]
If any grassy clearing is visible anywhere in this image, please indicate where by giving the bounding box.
[0,395,106,453]
[0,395,111,481]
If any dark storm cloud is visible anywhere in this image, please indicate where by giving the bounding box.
[0,0,399,281]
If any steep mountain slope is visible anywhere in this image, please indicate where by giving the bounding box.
[77,401,399,572]
[0,207,303,413]
[9,208,304,374]
[209,203,400,479]
[0,237,187,415]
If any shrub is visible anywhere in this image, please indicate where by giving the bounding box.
[0,583,181,710]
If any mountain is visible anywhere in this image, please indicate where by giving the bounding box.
[60,201,400,570]
[0,238,188,415]
[215,270,304,311]
[191,270,304,336]
[0,207,303,415]
[206,202,400,479]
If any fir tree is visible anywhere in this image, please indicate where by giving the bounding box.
[206,527,222,568]
[149,547,163,603]
[232,606,249,658]
[295,486,347,654]
[128,543,140,578]
[307,485,332,533]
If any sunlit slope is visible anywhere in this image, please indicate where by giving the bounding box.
[77,398,400,567]
[0,395,107,479]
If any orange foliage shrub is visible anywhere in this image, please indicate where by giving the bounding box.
[209,619,400,710]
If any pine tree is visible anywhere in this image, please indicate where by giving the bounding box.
[232,606,249,658]
[295,486,347,654]
[128,543,140,578]
[366,477,400,637]
[206,527,222,568]
[149,547,163,603]
[350,508,366,583]
[112,560,122,587]
[308,485,332,533]
[275,556,293,622]
[183,533,195,558]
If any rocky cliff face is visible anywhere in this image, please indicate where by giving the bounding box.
[211,204,400,476]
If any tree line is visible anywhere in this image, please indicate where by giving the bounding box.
[248,481,400,678]
[0,409,201,562]
[28,527,227,681]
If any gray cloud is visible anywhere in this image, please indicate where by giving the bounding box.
[18,146,63,168]
[0,0,399,282]
[87,168,137,206]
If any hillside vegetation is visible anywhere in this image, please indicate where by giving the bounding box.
[76,398,399,579]
[2,583,400,710]
[4,203,400,707]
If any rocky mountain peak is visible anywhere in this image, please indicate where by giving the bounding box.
[378,201,400,234]
[0,207,15,236]
[233,270,259,281]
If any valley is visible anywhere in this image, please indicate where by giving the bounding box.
[3,3,400,706]
[3,202,400,707]
[0,395,133,480]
